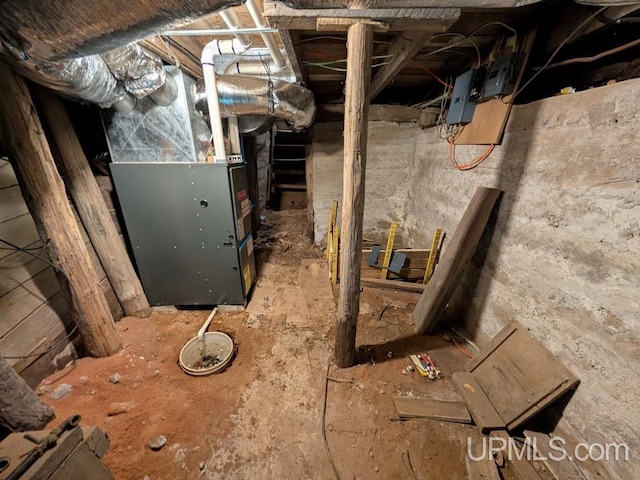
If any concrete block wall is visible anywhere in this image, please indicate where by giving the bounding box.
[308,78,640,479]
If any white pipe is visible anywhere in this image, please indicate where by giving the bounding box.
[245,0,285,71]
[197,307,218,357]
[202,63,227,162]
[219,9,252,49]
[163,27,278,36]
[225,60,277,75]
[201,39,251,163]
[228,116,241,154]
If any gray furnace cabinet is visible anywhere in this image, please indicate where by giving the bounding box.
[111,162,256,306]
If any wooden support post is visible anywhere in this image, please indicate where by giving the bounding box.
[0,65,122,357]
[334,22,373,368]
[36,88,152,318]
[0,358,55,431]
[413,187,501,334]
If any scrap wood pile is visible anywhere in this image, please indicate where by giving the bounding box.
[393,322,581,480]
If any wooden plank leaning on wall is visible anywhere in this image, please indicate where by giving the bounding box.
[0,64,122,357]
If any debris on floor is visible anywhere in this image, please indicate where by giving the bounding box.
[29,210,585,480]
[409,353,444,380]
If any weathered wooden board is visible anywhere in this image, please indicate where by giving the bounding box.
[81,427,110,459]
[469,321,580,431]
[0,427,83,480]
[0,267,61,337]
[0,214,40,261]
[413,187,501,333]
[393,396,472,423]
[0,157,122,381]
[361,277,426,293]
[452,371,506,433]
[490,431,543,480]
[48,443,113,480]
[0,242,50,297]
[523,430,586,480]
[465,452,502,480]
[0,159,18,188]
[264,2,459,31]
[0,185,29,223]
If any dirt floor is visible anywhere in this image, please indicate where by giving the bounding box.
[36,209,488,480]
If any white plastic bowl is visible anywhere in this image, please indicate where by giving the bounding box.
[179,332,234,376]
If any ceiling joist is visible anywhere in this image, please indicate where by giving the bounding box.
[264,2,460,31]
[370,31,436,100]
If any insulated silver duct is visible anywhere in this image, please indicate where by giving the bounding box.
[0,41,172,109]
[0,43,126,107]
[193,75,316,131]
[0,0,246,108]
[102,44,168,99]
[0,0,244,60]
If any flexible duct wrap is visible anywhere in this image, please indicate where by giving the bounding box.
[1,41,168,107]
[0,42,126,106]
[194,75,315,130]
[102,43,167,98]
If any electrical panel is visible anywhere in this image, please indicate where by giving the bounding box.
[481,52,524,99]
[446,69,477,126]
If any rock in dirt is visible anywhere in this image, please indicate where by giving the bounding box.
[148,435,167,451]
[199,461,205,471]
[109,373,121,384]
[107,401,134,416]
[35,385,52,396]
[50,383,72,400]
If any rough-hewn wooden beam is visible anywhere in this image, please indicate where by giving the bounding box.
[264,2,459,31]
[279,30,308,85]
[334,22,373,369]
[0,65,122,357]
[273,0,539,8]
[370,30,435,100]
[36,88,152,319]
[0,358,55,431]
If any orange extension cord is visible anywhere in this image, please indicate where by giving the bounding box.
[448,136,495,171]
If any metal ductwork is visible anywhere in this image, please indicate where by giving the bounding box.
[193,75,316,131]
[0,42,173,110]
[0,0,315,128]
[0,0,245,60]
[0,0,248,109]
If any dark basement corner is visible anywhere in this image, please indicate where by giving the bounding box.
[0,0,638,479]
